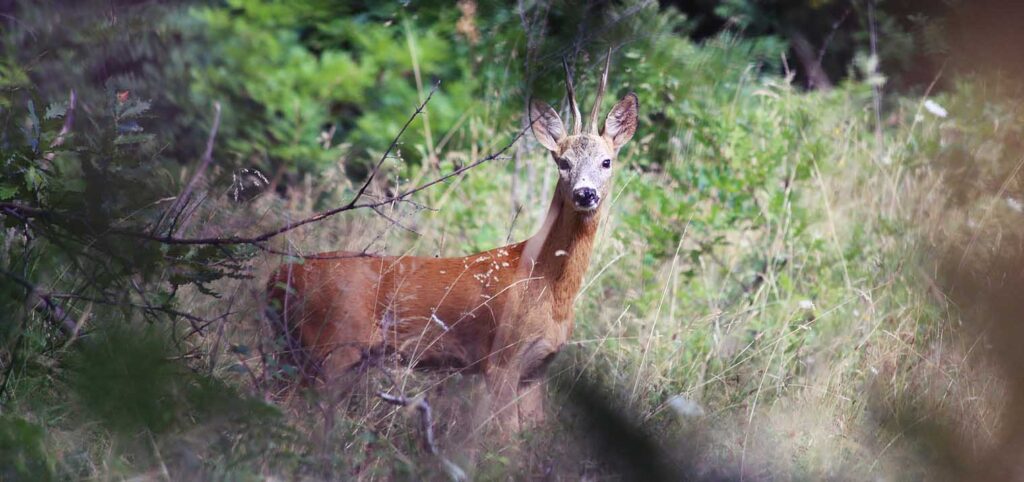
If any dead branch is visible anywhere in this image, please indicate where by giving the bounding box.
[44,291,232,336]
[378,391,440,455]
[366,359,465,480]
[154,102,222,236]
[353,81,439,206]
[1,269,79,337]
[0,202,50,219]
[376,388,468,481]
[816,7,852,69]
[116,128,525,247]
[6,84,525,251]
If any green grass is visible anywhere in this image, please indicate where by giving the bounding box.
[4,34,1023,481]
[169,73,998,479]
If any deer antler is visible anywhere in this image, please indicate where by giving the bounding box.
[562,57,583,136]
[589,48,612,135]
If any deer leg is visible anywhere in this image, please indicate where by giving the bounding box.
[321,346,364,378]
[513,339,556,427]
[484,364,523,435]
[515,380,546,426]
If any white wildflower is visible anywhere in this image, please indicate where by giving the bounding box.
[1007,197,1023,213]
[431,314,450,332]
[798,299,815,311]
[923,99,948,118]
[441,457,468,482]
[667,394,705,418]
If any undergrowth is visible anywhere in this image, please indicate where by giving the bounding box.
[3,1,1023,480]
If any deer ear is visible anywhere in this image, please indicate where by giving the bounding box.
[529,100,566,152]
[602,93,638,150]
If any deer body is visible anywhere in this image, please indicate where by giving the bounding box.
[267,54,637,431]
[268,188,594,373]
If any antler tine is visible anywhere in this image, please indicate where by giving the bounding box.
[589,48,612,134]
[562,56,583,135]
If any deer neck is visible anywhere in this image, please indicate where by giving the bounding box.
[519,182,600,321]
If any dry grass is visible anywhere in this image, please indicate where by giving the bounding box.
[164,78,1024,481]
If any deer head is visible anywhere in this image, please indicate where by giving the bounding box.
[529,51,639,214]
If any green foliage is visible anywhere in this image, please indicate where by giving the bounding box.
[188,0,485,176]
[65,324,292,472]
[2,0,205,157]
[0,0,1015,479]
[0,85,250,296]
[0,416,54,482]
[67,325,188,435]
[615,25,801,264]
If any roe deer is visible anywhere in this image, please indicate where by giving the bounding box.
[267,52,638,432]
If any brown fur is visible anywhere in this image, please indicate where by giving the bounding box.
[267,58,637,432]
[266,184,598,426]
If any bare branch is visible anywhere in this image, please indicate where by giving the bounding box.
[155,102,222,236]
[1,269,79,337]
[0,202,50,219]
[43,291,234,337]
[376,383,467,480]
[351,81,439,209]
[5,84,526,254]
[377,391,440,455]
[252,244,375,260]
[816,7,852,68]
[116,126,527,247]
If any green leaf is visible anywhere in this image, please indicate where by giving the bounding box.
[0,184,19,200]
[44,101,68,120]
[119,99,151,118]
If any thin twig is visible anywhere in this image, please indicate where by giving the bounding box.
[115,130,525,247]
[505,205,523,244]
[252,244,376,260]
[371,205,423,237]
[816,7,852,68]
[372,362,466,480]
[45,291,225,334]
[352,82,439,211]
[1,269,78,337]
[154,102,222,236]
[7,89,525,251]
[377,391,439,455]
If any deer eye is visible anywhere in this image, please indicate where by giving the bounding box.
[601,159,612,169]
[556,157,571,170]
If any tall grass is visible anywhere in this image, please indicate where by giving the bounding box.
[6,33,1022,482]
[175,65,1006,479]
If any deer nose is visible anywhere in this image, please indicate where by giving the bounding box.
[572,187,599,209]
